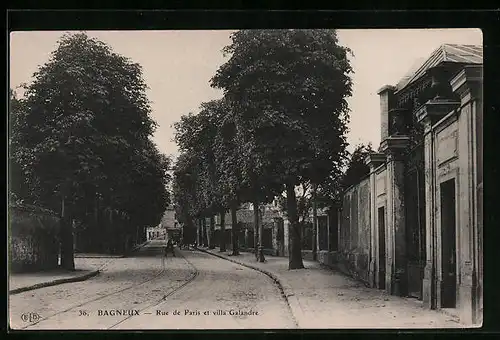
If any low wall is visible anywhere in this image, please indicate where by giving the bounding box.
[317,250,338,268]
[9,204,61,273]
[301,250,314,261]
[337,177,371,285]
[239,247,276,256]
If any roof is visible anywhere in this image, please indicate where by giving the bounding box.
[395,44,483,93]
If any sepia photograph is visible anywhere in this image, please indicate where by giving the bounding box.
[8,28,483,330]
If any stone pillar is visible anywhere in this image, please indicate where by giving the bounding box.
[317,212,326,252]
[380,136,410,296]
[377,85,397,141]
[416,86,461,309]
[244,229,249,250]
[283,217,290,257]
[450,65,483,324]
[365,152,387,288]
[337,206,342,252]
[208,216,215,249]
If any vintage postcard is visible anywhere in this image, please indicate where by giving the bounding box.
[8,28,483,330]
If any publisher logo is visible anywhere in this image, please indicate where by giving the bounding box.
[21,312,41,323]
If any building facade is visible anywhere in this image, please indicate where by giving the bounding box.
[333,44,482,325]
[161,205,181,241]
[194,203,280,251]
[279,207,335,261]
[188,44,482,326]
[146,224,166,241]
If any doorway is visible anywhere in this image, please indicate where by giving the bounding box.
[378,207,386,290]
[440,178,457,308]
[404,159,426,300]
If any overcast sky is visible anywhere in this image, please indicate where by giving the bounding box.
[9,29,482,159]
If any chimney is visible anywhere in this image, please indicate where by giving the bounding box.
[377,85,396,141]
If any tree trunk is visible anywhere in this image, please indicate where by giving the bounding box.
[90,193,99,252]
[254,200,265,262]
[231,203,239,256]
[191,218,197,245]
[253,199,259,259]
[60,195,75,271]
[197,218,202,247]
[202,217,208,247]
[209,215,215,249]
[195,219,199,246]
[219,211,226,252]
[109,209,117,254]
[287,183,304,269]
[312,183,318,261]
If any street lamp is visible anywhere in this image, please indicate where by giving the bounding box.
[258,205,265,263]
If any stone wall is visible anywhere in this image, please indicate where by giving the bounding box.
[318,250,338,268]
[337,177,372,285]
[9,204,61,273]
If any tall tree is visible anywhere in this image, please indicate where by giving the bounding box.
[175,99,247,255]
[9,89,30,203]
[172,153,199,245]
[238,134,283,262]
[212,100,244,256]
[174,107,216,249]
[315,143,373,213]
[340,143,374,189]
[211,29,352,269]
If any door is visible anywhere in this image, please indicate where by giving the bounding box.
[440,178,457,308]
[405,167,426,299]
[378,207,386,290]
[404,144,426,300]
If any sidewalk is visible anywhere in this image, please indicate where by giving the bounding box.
[9,257,112,294]
[75,253,125,258]
[74,241,151,258]
[200,248,467,329]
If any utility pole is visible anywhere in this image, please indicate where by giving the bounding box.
[312,183,318,261]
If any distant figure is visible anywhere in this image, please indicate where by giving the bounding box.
[178,239,185,250]
[164,238,176,257]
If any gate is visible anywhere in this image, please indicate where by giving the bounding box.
[404,143,426,300]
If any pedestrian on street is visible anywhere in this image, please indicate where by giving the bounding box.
[165,238,176,258]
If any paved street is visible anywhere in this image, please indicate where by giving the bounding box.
[201,249,466,329]
[9,240,465,330]
[9,241,295,330]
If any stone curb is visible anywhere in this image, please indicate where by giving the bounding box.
[197,247,305,328]
[9,269,101,295]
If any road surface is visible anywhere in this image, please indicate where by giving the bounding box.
[9,240,295,330]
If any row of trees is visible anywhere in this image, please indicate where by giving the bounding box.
[9,33,170,269]
[173,29,370,269]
